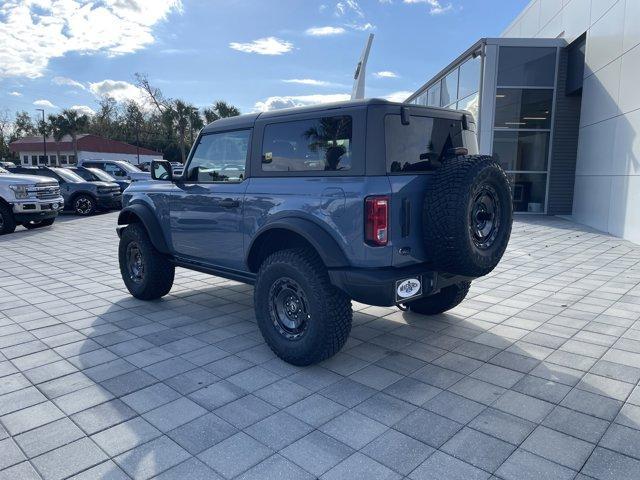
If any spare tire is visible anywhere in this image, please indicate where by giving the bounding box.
[423,155,512,277]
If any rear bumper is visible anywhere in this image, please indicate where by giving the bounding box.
[328,264,474,307]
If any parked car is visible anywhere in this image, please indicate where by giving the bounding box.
[137,162,151,172]
[67,166,131,193]
[116,99,513,365]
[0,161,16,169]
[0,166,64,234]
[77,159,151,182]
[9,166,121,216]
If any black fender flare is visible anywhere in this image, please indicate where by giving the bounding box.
[117,203,170,254]
[246,218,349,270]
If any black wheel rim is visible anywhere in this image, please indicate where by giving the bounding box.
[268,277,310,340]
[470,184,501,250]
[126,242,144,284]
[75,197,92,215]
[0,213,4,230]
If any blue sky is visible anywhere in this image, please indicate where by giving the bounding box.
[0,0,529,116]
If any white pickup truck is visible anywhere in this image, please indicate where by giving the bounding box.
[0,166,64,234]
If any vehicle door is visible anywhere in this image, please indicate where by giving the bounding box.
[170,129,251,270]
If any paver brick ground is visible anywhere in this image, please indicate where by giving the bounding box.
[2,212,640,479]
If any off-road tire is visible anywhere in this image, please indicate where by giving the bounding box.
[406,281,471,315]
[119,223,175,300]
[73,194,96,216]
[23,218,55,229]
[254,248,352,366]
[424,155,512,277]
[0,203,16,235]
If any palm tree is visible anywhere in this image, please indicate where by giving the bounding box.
[58,109,89,163]
[303,117,352,170]
[172,100,191,164]
[188,107,204,145]
[47,114,65,166]
[203,100,240,124]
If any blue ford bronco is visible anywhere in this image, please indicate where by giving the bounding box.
[117,99,512,365]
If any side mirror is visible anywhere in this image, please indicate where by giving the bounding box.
[151,160,173,181]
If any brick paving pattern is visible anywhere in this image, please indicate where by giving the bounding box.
[1,212,640,479]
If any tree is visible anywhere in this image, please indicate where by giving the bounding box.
[135,72,167,115]
[58,109,89,162]
[171,100,192,163]
[13,111,37,139]
[0,110,12,160]
[47,114,66,166]
[188,107,204,144]
[203,100,240,124]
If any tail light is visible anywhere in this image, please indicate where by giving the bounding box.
[365,196,389,246]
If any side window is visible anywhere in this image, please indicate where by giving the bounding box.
[385,115,464,173]
[104,164,125,177]
[262,116,352,172]
[186,130,250,182]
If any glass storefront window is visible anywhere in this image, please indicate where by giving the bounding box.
[508,173,547,213]
[458,56,481,100]
[498,47,556,87]
[440,70,458,107]
[427,83,441,107]
[494,88,553,129]
[493,131,549,171]
[457,92,479,122]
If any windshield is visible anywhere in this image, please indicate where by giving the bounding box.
[87,167,116,182]
[50,167,85,183]
[115,162,140,173]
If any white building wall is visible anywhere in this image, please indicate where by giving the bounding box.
[503,0,640,243]
[77,151,161,165]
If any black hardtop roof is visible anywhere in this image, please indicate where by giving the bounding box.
[200,98,468,134]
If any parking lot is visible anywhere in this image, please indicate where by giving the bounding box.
[1,213,640,479]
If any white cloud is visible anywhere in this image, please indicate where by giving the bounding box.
[375,71,399,78]
[348,22,375,31]
[70,105,95,116]
[88,79,145,104]
[0,0,182,79]
[306,26,346,36]
[283,79,332,87]
[254,93,350,112]
[335,0,364,17]
[403,0,453,15]
[9,91,22,96]
[229,37,293,55]
[384,91,413,102]
[33,99,57,109]
[52,76,86,90]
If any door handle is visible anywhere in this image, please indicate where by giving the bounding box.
[219,198,240,208]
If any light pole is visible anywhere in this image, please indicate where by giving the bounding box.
[35,108,46,165]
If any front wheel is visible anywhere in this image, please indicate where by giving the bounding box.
[73,195,96,216]
[405,281,471,315]
[254,248,352,366]
[23,218,55,229]
[118,223,175,300]
[0,203,17,235]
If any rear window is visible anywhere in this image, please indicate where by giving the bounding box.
[385,115,463,173]
[262,116,352,172]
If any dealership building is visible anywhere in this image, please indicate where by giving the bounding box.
[407,0,640,243]
[9,134,162,167]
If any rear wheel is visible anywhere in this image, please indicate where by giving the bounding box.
[23,218,55,229]
[405,281,471,315]
[118,223,175,300]
[73,195,96,216]
[0,203,16,235]
[254,248,352,366]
